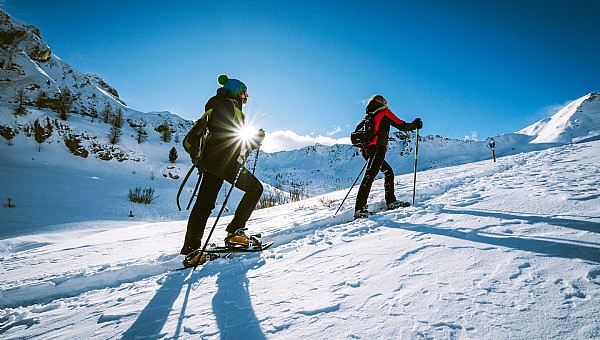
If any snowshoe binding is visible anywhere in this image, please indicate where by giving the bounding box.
[182,250,221,268]
[224,228,262,249]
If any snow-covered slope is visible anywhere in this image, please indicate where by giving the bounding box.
[518,92,600,144]
[1,140,599,339]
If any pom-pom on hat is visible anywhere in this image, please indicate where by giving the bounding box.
[218,74,247,96]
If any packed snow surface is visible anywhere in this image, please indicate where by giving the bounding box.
[1,140,599,339]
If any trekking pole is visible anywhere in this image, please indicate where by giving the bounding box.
[252,146,260,175]
[192,150,250,269]
[177,165,196,211]
[333,160,368,217]
[185,171,202,210]
[412,129,420,205]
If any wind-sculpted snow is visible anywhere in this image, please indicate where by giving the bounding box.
[1,141,599,338]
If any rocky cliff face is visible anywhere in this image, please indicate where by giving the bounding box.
[0,10,51,67]
[0,8,126,118]
[0,9,191,171]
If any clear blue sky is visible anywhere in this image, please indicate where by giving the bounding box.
[3,0,600,148]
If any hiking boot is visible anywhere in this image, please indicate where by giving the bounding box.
[353,209,370,219]
[180,244,198,256]
[225,228,260,248]
[182,251,219,268]
[386,201,409,210]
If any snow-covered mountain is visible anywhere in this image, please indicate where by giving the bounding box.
[1,9,124,114]
[518,92,600,144]
[1,9,192,163]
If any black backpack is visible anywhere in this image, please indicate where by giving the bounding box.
[182,109,211,166]
[350,113,375,148]
[177,109,212,211]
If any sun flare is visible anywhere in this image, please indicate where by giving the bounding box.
[237,125,257,142]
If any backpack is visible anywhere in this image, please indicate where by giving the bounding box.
[182,109,211,166]
[178,109,212,211]
[350,113,376,148]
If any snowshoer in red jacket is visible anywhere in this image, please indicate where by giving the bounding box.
[354,95,422,219]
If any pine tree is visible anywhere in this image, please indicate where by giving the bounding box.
[34,119,45,152]
[109,125,122,144]
[89,107,98,119]
[112,107,123,128]
[162,129,172,143]
[135,126,147,144]
[35,90,47,109]
[107,107,124,144]
[57,87,73,120]
[156,122,172,142]
[13,88,28,116]
[101,104,112,124]
[169,147,178,163]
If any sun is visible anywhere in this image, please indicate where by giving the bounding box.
[237,124,257,144]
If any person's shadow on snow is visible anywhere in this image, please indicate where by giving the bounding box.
[212,256,267,339]
[121,269,188,339]
[121,255,266,339]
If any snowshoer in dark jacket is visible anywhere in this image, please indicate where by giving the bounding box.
[354,95,422,219]
[180,75,265,256]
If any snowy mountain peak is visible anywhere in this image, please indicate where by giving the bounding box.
[1,9,126,117]
[0,9,51,64]
[1,9,194,166]
[518,92,600,144]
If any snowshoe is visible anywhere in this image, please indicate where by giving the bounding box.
[182,250,222,268]
[224,228,261,249]
[353,209,370,220]
[207,240,275,254]
[387,201,410,210]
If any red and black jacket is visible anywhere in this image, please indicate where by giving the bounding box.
[367,105,413,147]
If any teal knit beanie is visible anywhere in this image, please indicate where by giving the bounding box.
[218,74,247,96]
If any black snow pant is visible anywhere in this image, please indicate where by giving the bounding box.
[181,160,263,255]
[354,144,396,212]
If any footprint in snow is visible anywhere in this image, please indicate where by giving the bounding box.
[586,268,600,285]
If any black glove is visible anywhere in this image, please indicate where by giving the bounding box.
[412,118,423,130]
[256,128,266,144]
[248,128,265,150]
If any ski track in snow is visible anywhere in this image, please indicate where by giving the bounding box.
[1,142,600,338]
